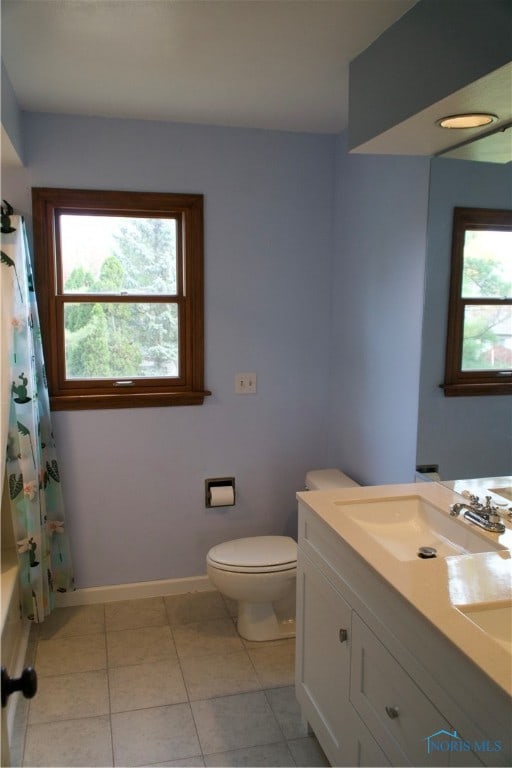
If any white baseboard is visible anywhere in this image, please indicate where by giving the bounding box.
[55,574,214,607]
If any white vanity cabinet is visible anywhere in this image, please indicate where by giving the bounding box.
[296,500,511,767]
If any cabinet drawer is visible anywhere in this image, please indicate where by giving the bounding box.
[350,613,451,766]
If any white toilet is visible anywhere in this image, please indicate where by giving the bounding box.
[206,469,359,641]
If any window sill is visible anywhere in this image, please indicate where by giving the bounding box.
[49,390,212,411]
[442,381,512,397]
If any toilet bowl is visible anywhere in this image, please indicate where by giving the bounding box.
[207,535,297,642]
[206,469,360,642]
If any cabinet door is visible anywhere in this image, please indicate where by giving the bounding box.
[296,551,356,766]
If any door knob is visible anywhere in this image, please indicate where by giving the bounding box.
[1,667,37,708]
[385,705,400,719]
[338,628,348,643]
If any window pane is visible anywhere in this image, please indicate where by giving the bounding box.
[60,215,177,295]
[64,302,179,379]
[462,230,512,299]
[461,304,512,370]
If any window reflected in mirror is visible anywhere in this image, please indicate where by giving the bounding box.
[444,207,512,396]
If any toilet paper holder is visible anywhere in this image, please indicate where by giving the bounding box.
[205,477,236,507]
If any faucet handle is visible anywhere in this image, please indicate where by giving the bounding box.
[483,496,501,522]
[462,490,480,505]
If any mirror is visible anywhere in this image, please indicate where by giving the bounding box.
[416,155,512,482]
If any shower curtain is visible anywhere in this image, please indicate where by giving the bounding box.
[2,212,74,622]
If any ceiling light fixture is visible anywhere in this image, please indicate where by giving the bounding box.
[436,113,498,129]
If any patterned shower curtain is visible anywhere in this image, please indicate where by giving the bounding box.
[2,212,74,622]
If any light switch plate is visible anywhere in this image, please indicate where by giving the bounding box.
[235,373,257,393]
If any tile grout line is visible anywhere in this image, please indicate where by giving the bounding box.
[104,619,116,768]
[167,619,206,763]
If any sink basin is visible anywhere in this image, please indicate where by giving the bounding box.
[457,602,512,653]
[335,495,506,561]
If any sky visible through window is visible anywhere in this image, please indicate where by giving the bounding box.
[60,215,121,284]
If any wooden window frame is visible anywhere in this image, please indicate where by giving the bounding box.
[443,206,512,397]
[32,187,210,410]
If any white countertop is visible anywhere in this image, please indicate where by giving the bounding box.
[296,482,512,697]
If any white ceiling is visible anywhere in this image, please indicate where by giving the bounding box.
[1,0,417,134]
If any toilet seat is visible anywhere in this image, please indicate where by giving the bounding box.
[207,536,297,574]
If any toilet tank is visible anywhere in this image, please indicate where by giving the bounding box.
[305,468,360,490]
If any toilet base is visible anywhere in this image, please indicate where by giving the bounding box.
[237,600,296,642]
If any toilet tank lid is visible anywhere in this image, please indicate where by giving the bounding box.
[208,536,297,568]
[305,468,360,490]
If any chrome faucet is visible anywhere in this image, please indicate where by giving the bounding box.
[450,494,506,534]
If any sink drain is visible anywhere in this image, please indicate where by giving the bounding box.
[417,546,437,559]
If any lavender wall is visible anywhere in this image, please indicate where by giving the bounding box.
[2,113,433,587]
[5,113,334,588]
[327,134,430,484]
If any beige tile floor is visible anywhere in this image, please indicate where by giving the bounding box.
[11,591,330,767]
